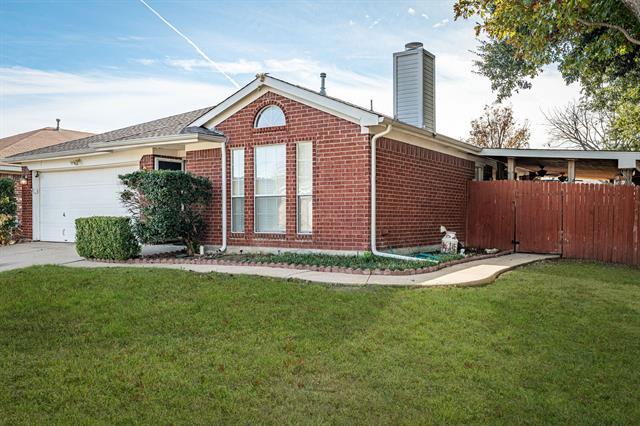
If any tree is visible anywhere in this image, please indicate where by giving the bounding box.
[467,104,530,148]
[543,101,612,150]
[0,178,18,245]
[119,170,213,256]
[454,0,640,149]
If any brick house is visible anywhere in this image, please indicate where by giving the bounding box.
[8,44,496,254]
[0,125,92,238]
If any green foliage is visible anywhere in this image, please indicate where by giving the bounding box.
[455,0,640,149]
[75,216,140,260]
[225,251,457,270]
[1,261,639,423]
[0,178,17,245]
[119,170,213,255]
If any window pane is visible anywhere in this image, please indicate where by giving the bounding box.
[157,160,182,170]
[232,150,244,196]
[255,105,286,128]
[231,197,244,233]
[255,145,285,196]
[297,195,312,234]
[255,196,285,233]
[297,142,312,196]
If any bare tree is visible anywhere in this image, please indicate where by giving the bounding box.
[543,101,611,150]
[467,104,530,148]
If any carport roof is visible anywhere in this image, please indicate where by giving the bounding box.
[481,148,640,179]
[7,106,222,162]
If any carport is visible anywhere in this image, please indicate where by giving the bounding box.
[479,148,640,184]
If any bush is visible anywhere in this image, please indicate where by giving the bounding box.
[0,178,17,245]
[75,216,140,260]
[119,170,213,255]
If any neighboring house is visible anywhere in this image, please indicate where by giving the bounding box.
[7,43,640,251]
[0,123,92,237]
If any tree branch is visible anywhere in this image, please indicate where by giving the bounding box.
[577,18,640,46]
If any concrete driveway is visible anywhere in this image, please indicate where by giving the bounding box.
[0,242,83,272]
[0,242,182,272]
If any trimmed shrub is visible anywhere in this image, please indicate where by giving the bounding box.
[0,178,17,245]
[75,216,140,260]
[119,170,213,255]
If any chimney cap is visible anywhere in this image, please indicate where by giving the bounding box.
[404,42,423,50]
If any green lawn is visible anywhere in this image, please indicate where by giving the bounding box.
[1,261,639,424]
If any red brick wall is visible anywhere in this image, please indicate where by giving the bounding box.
[187,91,371,251]
[20,168,32,240]
[139,155,154,170]
[0,170,31,240]
[376,138,475,249]
[186,149,222,246]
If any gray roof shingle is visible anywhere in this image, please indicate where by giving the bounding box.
[7,106,218,160]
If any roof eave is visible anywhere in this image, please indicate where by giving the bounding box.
[90,133,226,151]
[377,118,482,154]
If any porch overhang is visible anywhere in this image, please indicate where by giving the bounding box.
[480,148,640,180]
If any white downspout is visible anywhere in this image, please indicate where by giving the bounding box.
[219,140,227,252]
[370,124,428,262]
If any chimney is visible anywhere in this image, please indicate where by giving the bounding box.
[393,42,436,133]
[319,72,327,96]
[55,118,60,131]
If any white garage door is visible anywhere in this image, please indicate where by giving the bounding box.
[37,166,138,242]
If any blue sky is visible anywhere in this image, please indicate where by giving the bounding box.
[0,0,580,146]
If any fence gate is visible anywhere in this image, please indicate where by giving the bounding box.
[514,181,562,254]
[466,180,640,266]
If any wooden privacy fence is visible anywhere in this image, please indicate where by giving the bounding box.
[466,181,640,266]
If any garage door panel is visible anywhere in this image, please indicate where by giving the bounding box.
[37,166,137,242]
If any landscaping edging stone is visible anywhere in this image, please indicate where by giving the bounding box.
[90,250,514,276]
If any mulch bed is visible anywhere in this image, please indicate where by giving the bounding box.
[91,249,513,276]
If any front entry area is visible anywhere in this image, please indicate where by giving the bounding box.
[34,166,137,242]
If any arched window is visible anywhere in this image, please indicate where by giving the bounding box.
[254,105,286,128]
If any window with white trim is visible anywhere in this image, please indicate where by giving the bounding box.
[254,105,286,128]
[155,157,184,171]
[296,142,312,234]
[231,149,244,233]
[254,144,286,233]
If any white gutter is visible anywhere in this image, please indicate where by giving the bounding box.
[370,124,428,262]
[218,139,227,253]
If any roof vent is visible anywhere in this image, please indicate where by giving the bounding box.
[319,72,327,96]
[393,42,435,133]
[56,118,60,131]
[404,42,423,50]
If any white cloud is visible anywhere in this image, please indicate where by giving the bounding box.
[368,19,380,29]
[407,7,416,15]
[421,13,429,20]
[0,67,235,136]
[164,58,262,74]
[433,19,449,28]
[349,19,355,26]
[1,51,579,148]
[134,58,158,66]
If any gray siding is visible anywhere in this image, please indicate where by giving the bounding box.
[393,47,436,133]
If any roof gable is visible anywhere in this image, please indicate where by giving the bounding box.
[189,75,383,131]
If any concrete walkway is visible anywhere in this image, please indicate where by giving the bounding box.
[70,253,558,287]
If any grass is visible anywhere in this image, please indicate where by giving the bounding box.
[1,261,639,424]
[220,251,465,270]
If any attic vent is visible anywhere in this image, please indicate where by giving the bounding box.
[393,42,435,133]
